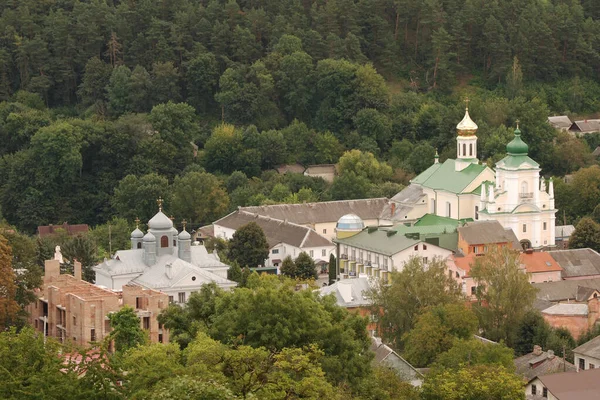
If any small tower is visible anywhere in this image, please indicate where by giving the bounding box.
[147,197,175,257]
[335,214,364,239]
[434,149,439,164]
[455,98,479,171]
[131,217,144,249]
[177,219,192,263]
[142,232,156,266]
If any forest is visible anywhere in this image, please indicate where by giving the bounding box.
[0,0,600,236]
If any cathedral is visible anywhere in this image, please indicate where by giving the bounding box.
[392,105,556,249]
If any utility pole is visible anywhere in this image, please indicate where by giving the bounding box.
[109,223,112,256]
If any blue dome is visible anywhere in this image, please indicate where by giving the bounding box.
[336,214,364,230]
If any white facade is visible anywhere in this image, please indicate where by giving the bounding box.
[574,351,600,371]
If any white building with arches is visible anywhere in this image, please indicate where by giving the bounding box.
[391,106,556,249]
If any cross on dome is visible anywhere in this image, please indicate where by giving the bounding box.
[157,197,164,211]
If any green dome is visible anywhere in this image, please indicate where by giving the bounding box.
[506,128,528,155]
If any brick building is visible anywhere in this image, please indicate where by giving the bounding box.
[29,259,169,347]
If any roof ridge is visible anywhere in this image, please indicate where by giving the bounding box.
[240,197,389,210]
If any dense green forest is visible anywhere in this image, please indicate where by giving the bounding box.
[1,0,600,235]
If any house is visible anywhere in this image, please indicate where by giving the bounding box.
[554,225,575,249]
[548,116,573,131]
[28,259,169,347]
[238,198,390,241]
[528,368,600,399]
[514,345,576,398]
[319,277,377,333]
[38,222,89,237]
[569,119,600,135]
[548,248,600,280]
[94,206,236,303]
[391,106,556,249]
[457,220,520,255]
[275,163,305,174]
[213,210,335,271]
[304,164,337,182]
[533,279,600,304]
[573,335,600,371]
[541,304,591,340]
[370,337,424,387]
[334,215,455,282]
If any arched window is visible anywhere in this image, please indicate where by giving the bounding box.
[161,235,169,248]
[469,143,473,156]
[462,143,466,157]
[137,242,142,249]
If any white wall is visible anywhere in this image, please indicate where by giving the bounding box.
[391,243,453,272]
[574,352,600,371]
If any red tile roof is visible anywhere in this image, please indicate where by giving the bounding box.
[452,251,562,277]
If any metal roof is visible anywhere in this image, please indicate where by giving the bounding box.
[534,279,600,302]
[573,335,600,360]
[410,159,488,194]
[538,368,600,400]
[319,277,372,308]
[458,220,518,245]
[548,116,573,129]
[555,225,576,239]
[548,248,600,278]
[542,303,588,316]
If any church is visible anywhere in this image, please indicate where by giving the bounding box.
[94,201,237,303]
[392,104,556,249]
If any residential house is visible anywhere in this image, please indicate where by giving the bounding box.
[569,119,600,135]
[238,198,390,241]
[29,259,169,347]
[370,337,424,387]
[213,210,335,271]
[548,248,600,280]
[573,335,600,371]
[38,222,89,237]
[319,277,377,334]
[275,163,305,174]
[457,220,520,255]
[527,368,600,400]
[304,164,337,182]
[514,345,576,399]
[548,116,573,132]
[95,207,236,303]
[554,225,575,249]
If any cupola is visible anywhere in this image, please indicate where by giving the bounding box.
[506,124,529,155]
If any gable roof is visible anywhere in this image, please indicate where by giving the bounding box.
[570,119,600,133]
[538,368,600,400]
[593,146,600,157]
[534,279,600,302]
[542,303,588,316]
[334,228,422,256]
[452,251,561,277]
[239,198,389,225]
[214,210,332,248]
[411,159,488,194]
[458,221,518,245]
[548,248,600,278]
[514,348,576,383]
[370,337,424,384]
[555,225,576,239]
[304,164,336,174]
[548,115,573,129]
[275,164,305,174]
[319,277,372,308]
[573,335,600,359]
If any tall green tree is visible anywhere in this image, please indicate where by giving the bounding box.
[228,222,269,268]
[294,252,318,280]
[108,306,147,353]
[569,217,600,252]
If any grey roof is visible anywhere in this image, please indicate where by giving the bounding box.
[214,211,332,248]
[458,220,519,246]
[275,164,305,174]
[380,185,425,221]
[570,119,600,133]
[319,277,372,308]
[514,349,577,383]
[534,279,600,302]
[335,229,420,256]
[304,164,336,174]
[538,368,600,400]
[370,337,424,383]
[548,116,573,129]
[542,303,588,316]
[576,286,600,302]
[573,335,600,359]
[239,198,389,225]
[593,146,600,157]
[548,248,600,278]
[555,225,575,239]
[391,185,425,204]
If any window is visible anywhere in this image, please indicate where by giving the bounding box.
[322,249,326,257]
[383,258,388,267]
[73,316,76,326]
[469,143,473,156]
[143,317,150,330]
[159,334,163,343]
[136,297,142,309]
[590,363,596,369]
[543,387,547,398]
[462,143,466,157]
[523,224,527,233]
[471,286,476,296]
[422,257,428,264]
[531,384,537,395]
[161,235,168,248]
[475,205,479,220]
[446,202,451,218]
[351,249,356,260]
[323,229,327,234]
[367,252,372,262]
[310,250,314,257]
[543,222,547,230]
[168,295,174,303]
[90,329,96,342]
[414,245,418,251]
[521,181,528,194]
[473,246,479,254]
[423,244,427,250]
[173,239,176,246]
[456,271,460,278]
[137,242,142,249]
[272,249,279,254]
[375,255,379,265]
[178,292,186,303]
[579,358,586,370]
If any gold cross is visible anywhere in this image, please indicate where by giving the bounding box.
[157,197,163,211]
[181,219,187,231]
[464,97,470,109]
[515,119,520,129]
[169,215,175,221]
[134,217,140,228]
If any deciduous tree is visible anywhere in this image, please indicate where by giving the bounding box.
[228,222,269,268]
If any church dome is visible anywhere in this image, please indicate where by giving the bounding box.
[131,228,144,238]
[148,211,173,230]
[336,214,364,231]
[506,128,529,155]
[178,229,191,240]
[456,108,478,135]
[143,232,156,242]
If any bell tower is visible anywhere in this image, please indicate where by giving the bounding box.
[455,98,479,171]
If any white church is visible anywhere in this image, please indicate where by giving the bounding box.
[392,105,556,249]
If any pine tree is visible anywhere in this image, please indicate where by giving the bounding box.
[328,253,337,285]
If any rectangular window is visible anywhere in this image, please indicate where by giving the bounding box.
[310,250,314,257]
[351,249,356,260]
[414,245,418,251]
[580,358,586,370]
[143,317,150,330]
[590,363,596,369]
[523,224,527,233]
[376,255,380,265]
[272,249,279,254]
[136,297,142,309]
[543,222,547,230]
[423,244,427,250]
[532,384,537,395]
[384,258,388,267]
[323,229,326,234]
[367,253,371,262]
[471,286,476,296]
[543,387,547,398]
[422,257,428,264]
[178,292,186,303]
[473,246,479,254]
[73,316,76,326]
[322,249,326,257]
[90,329,96,342]
[475,205,479,220]
[168,295,174,303]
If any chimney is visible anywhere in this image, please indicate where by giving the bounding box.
[73,260,82,280]
[533,345,543,356]
[547,350,555,359]
[44,259,60,280]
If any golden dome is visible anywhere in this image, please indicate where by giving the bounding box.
[456,108,478,135]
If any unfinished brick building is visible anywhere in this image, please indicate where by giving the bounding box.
[28,259,169,347]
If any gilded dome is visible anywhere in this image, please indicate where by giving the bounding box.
[506,128,529,155]
[456,108,478,135]
[148,211,173,230]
